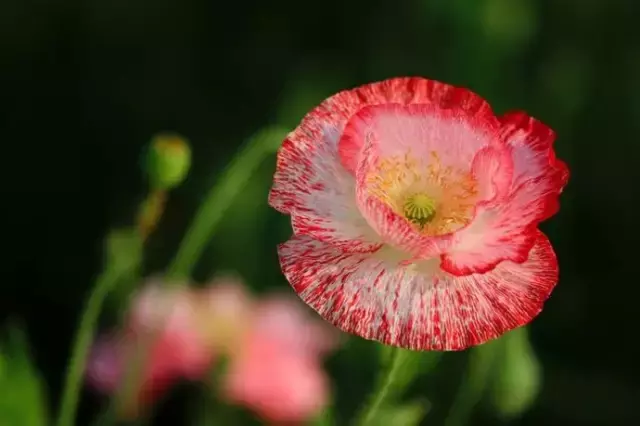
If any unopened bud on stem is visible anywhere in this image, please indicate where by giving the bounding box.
[144,132,192,190]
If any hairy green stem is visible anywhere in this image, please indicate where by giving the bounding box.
[444,342,498,426]
[354,347,405,426]
[167,127,289,279]
[55,266,129,426]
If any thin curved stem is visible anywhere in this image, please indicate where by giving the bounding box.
[55,266,128,426]
[137,190,168,241]
[88,127,289,426]
[354,347,405,426]
[444,342,498,426]
[166,127,289,280]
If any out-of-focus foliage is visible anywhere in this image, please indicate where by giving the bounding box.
[373,400,430,426]
[105,229,143,274]
[489,328,542,419]
[104,228,143,311]
[0,327,48,426]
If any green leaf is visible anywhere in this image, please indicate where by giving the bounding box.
[0,326,49,426]
[489,327,542,419]
[371,400,431,426]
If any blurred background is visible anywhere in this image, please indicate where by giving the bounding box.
[2,0,640,425]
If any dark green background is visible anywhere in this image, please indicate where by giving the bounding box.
[2,0,639,425]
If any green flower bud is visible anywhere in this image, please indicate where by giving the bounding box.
[490,327,542,419]
[144,132,192,190]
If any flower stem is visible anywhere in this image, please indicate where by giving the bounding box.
[166,126,289,280]
[137,189,168,241]
[354,347,405,426]
[89,127,289,426]
[55,266,129,426]
[444,342,498,426]
[312,403,335,426]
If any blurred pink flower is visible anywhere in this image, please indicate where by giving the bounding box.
[221,293,339,423]
[129,283,215,378]
[197,277,254,351]
[86,277,341,423]
[86,283,215,418]
[86,332,189,417]
[224,334,329,424]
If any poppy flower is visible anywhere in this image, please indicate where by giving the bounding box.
[269,77,568,351]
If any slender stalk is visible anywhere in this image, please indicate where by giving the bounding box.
[55,266,129,426]
[167,127,289,279]
[354,347,405,426]
[312,404,335,426]
[90,126,289,426]
[137,190,168,241]
[444,342,499,426]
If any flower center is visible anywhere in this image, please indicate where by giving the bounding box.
[366,151,479,236]
[403,193,437,227]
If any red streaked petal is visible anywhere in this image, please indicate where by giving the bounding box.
[337,78,500,173]
[501,111,569,195]
[269,126,382,253]
[471,146,514,202]
[278,232,558,351]
[439,113,568,276]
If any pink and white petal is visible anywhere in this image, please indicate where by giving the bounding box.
[500,111,569,193]
[340,101,500,175]
[278,232,558,351]
[439,186,543,275]
[439,113,568,276]
[471,146,514,202]
[358,193,452,257]
[269,125,382,253]
[338,78,502,173]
